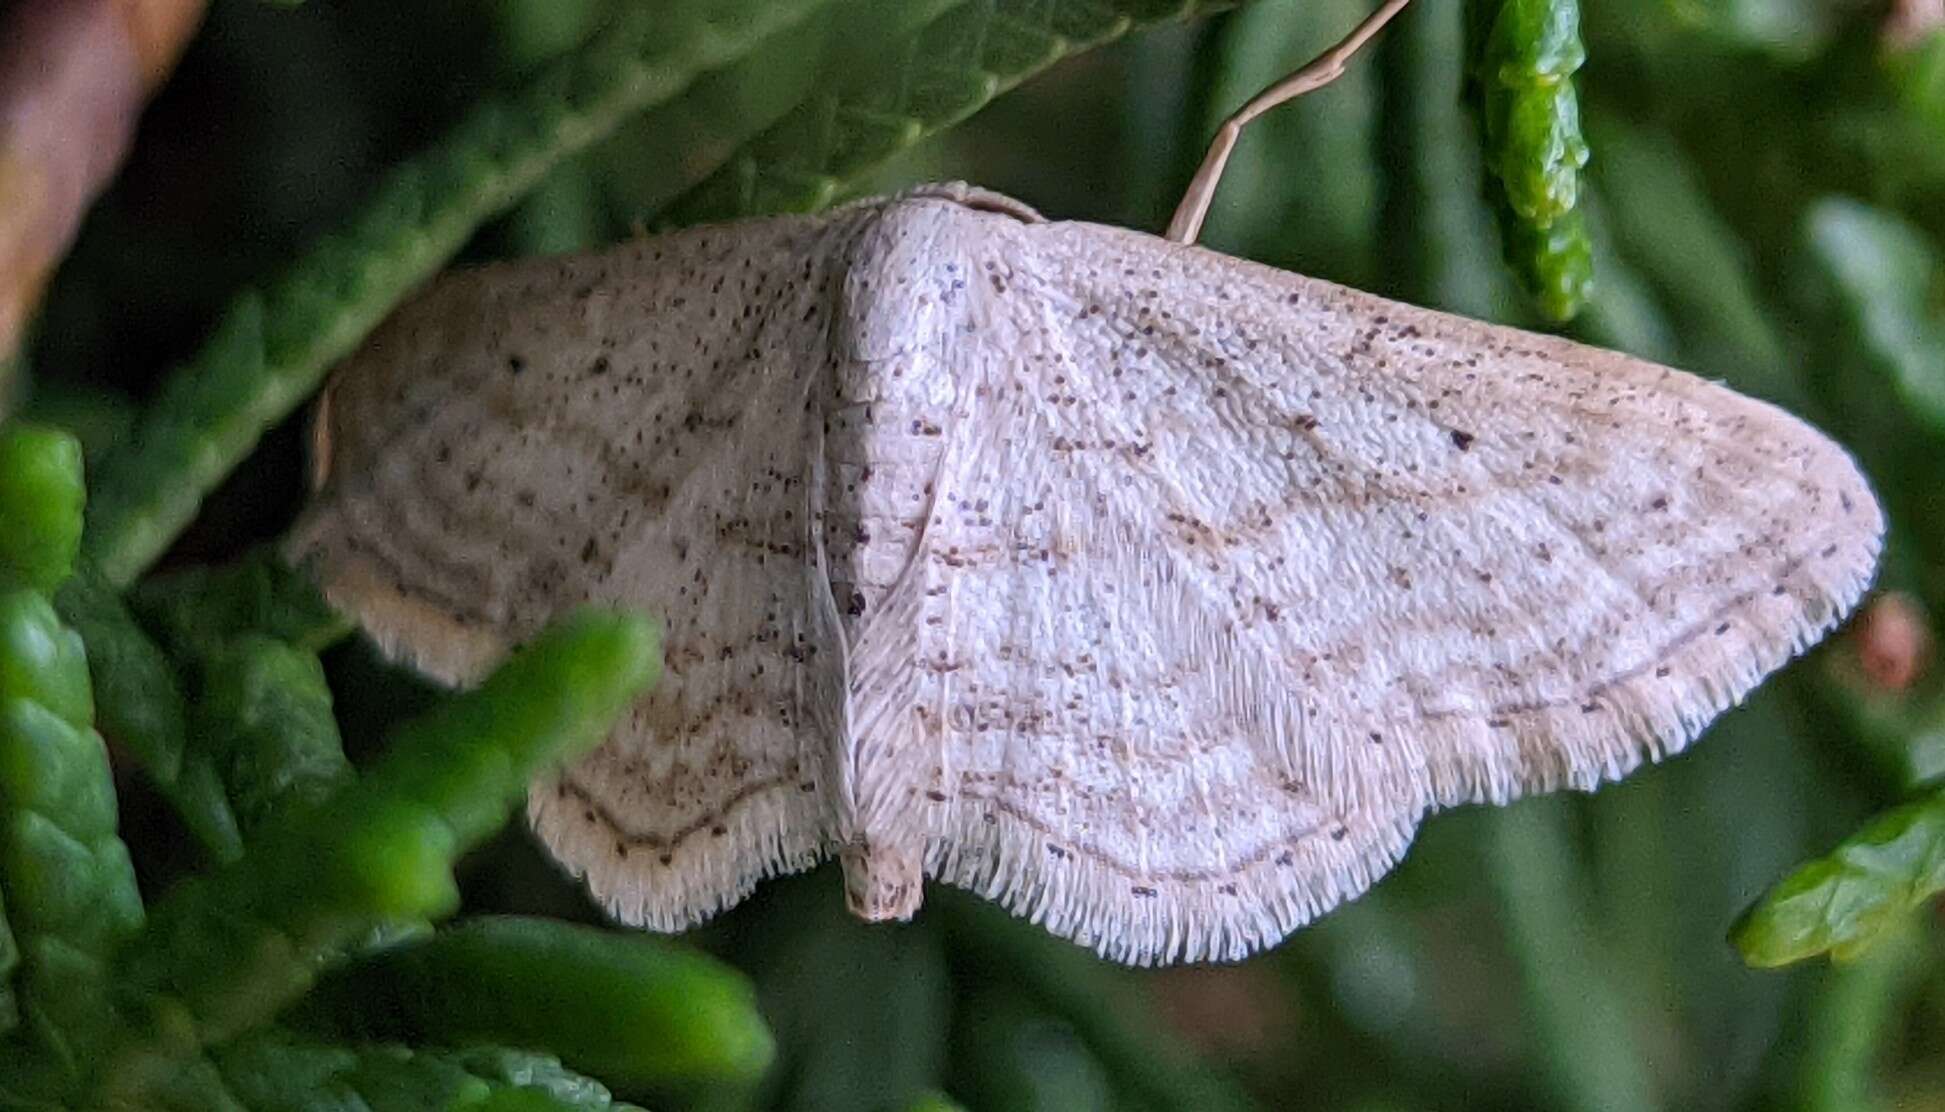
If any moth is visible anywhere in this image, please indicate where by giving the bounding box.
[285,2,1883,964]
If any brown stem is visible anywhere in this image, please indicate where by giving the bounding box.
[1165,0,1413,246]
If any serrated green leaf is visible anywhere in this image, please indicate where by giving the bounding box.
[1485,0,1584,81]
[660,0,1242,226]
[0,575,144,1097]
[215,1030,644,1112]
[0,591,91,731]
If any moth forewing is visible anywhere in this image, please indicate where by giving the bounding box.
[290,207,872,930]
[288,185,1882,965]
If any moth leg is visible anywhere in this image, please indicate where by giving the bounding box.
[1166,0,1415,245]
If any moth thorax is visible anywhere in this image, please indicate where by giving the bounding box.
[820,390,952,631]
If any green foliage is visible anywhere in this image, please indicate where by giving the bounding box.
[1734,790,1945,966]
[0,418,738,1107]
[55,564,242,863]
[192,636,349,837]
[214,1033,644,1112]
[1470,0,1594,321]
[133,546,352,661]
[0,427,83,595]
[660,0,1243,225]
[295,916,772,1098]
[0,427,142,1099]
[6,0,1945,1107]
[949,989,1117,1111]
[1893,32,1945,136]
[1377,0,1516,320]
[936,892,1254,1112]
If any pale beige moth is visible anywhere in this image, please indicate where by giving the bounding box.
[286,5,1883,965]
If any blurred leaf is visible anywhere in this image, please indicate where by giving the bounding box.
[949,989,1115,1112]
[1379,0,1521,318]
[1198,0,1383,288]
[1585,112,1809,410]
[1795,930,1923,1112]
[1800,198,1945,439]
[741,875,951,1112]
[1891,30,1945,136]
[935,890,1255,1112]
[1484,800,1656,1112]
[1735,787,1945,966]
[17,383,136,470]
[1664,0,1836,59]
[1818,629,1945,791]
[294,915,772,1100]
[1566,190,1681,361]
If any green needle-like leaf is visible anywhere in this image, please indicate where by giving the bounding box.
[297,916,771,1098]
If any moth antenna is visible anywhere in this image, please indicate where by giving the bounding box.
[1166,0,1415,246]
